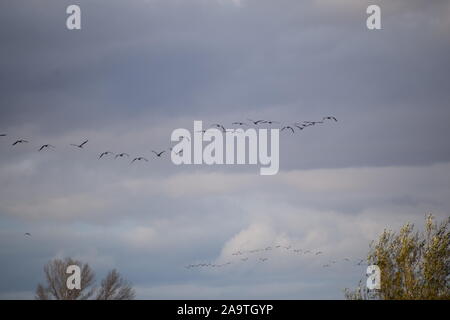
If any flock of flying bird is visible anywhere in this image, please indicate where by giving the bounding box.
[185,243,366,270]
[2,116,338,238]
[1,116,337,166]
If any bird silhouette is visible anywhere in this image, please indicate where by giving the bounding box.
[12,139,28,146]
[323,116,337,122]
[115,153,129,159]
[24,233,31,237]
[247,119,266,125]
[0,134,6,137]
[99,151,114,159]
[131,157,148,164]
[281,126,295,133]
[169,148,183,156]
[152,150,166,157]
[70,140,88,149]
[39,144,55,151]
[211,124,226,132]
[232,122,248,126]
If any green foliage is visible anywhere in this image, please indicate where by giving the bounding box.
[345,214,450,300]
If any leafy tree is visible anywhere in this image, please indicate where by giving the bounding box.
[35,257,135,300]
[345,214,449,300]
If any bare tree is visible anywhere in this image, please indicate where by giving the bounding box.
[35,257,95,300]
[96,269,135,300]
[35,258,135,300]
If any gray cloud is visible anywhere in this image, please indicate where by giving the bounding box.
[0,0,449,299]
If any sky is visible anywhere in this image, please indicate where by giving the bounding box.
[0,0,449,299]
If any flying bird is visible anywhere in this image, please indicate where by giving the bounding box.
[0,134,6,137]
[39,144,55,151]
[131,157,148,164]
[281,126,295,133]
[259,258,268,262]
[170,148,183,156]
[99,151,114,159]
[323,116,338,122]
[12,139,28,146]
[247,119,266,125]
[115,153,129,159]
[263,120,279,125]
[70,140,88,149]
[315,251,323,255]
[232,122,248,126]
[24,233,31,237]
[152,150,166,157]
[211,124,226,132]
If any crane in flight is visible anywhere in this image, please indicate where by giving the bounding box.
[99,151,114,159]
[70,140,88,149]
[131,157,148,164]
[281,126,295,133]
[247,119,266,125]
[152,150,166,157]
[12,139,28,146]
[39,144,55,151]
[115,153,129,159]
[323,116,338,122]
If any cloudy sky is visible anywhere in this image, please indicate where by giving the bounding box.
[0,0,449,299]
